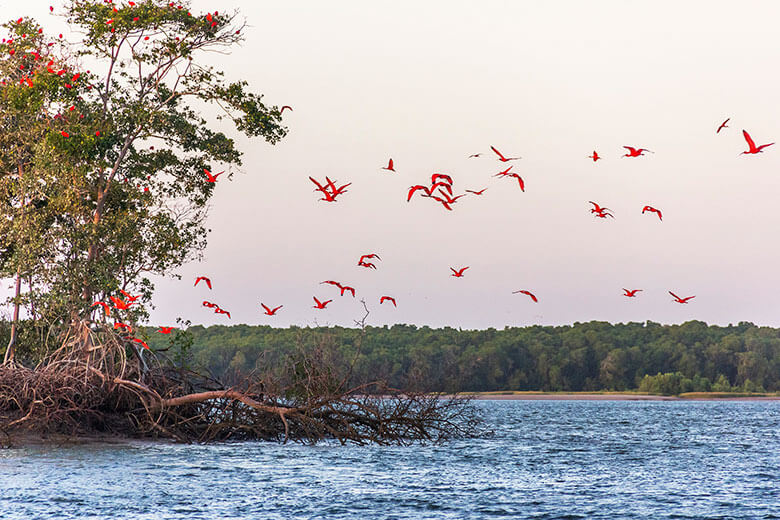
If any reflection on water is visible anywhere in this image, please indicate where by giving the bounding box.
[1,401,779,519]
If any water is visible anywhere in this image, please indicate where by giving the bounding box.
[2,400,779,519]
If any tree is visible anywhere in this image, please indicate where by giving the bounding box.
[0,1,287,357]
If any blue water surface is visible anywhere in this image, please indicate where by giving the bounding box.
[1,400,779,519]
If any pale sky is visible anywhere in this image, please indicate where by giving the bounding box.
[5,1,780,329]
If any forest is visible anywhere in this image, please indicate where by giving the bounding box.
[87,319,780,395]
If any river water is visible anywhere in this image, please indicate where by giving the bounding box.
[1,400,779,519]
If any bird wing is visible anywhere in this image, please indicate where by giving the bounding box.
[743,130,756,150]
[273,305,283,313]
[388,158,394,169]
[261,303,270,313]
[669,291,681,300]
[490,145,506,160]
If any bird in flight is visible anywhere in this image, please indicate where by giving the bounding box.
[110,296,135,311]
[358,253,381,264]
[623,289,642,297]
[130,337,149,350]
[740,130,774,155]
[261,303,283,316]
[313,296,332,309]
[310,176,350,202]
[195,276,212,289]
[358,261,377,269]
[380,296,397,307]
[588,201,613,218]
[468,153,482,158]
[340,285,356,297]
[202,300,217,308]
[669,291,695,304]
[157,327,175,334]
[114,322,132,332]
[450,266,469,277]
[407,185,431,202]
[513,290,538,302]
[490,145,521,162]
[588,151,601,162]
[203,169,224,183]
[431,173,453,185]
[119,289,141,302]
[642,205,662,221]
[280,105,292,114]
[92,301,111,316]
[506,173,525,191]
[382,158,395,172]
[623,146,653,158]
[716,118,730,133]
[494,165,515,178]
[465,188,487,195]
[214,307,231,318]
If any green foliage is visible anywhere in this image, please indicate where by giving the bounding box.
[0,1,287,346]
[129,320,780,395]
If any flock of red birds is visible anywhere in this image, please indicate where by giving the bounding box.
[89,116,774,335]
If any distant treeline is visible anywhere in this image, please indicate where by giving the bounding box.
[137,320,779,394]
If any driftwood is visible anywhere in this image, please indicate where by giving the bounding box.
[0,321,482,444]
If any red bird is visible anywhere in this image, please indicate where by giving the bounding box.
[740,130,774,155]
[114,322,132,332]
[623,289,642,297]
[490,145,521,162]
[494,165,515,177]
[214,307,231,318]
[512,289,538,302]
[157,327,175,334]
[110,296,135,311]
[716,118,730,133]
[669,291,695,304]
[588,151,601,162]
[450,266,469,277]
[588,201,612,214]
[340,285,356,297]
[358,261,377,269]
[623,146,652,157]
[506,173,525,191]
[202,300,217,308]
[465,188,487,195]
[321,280,343,288]
[313,296,332,309]
[120,289,141,302]
[280,105,292,114]
[204,169,224,182]
[382,158,395,172]
[380,296,397,307]
[431,173,453,185]
[261,303,283,316]
[92,301,111,316]
[358,253,381,264]
[130,337,149,350]
[195,276,212,289]
[642,205,663,221]
[468,153,482,158]
[407,185,431,201]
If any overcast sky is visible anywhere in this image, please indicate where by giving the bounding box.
[5,1,780,329]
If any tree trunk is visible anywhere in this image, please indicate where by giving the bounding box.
[3,269,22,365]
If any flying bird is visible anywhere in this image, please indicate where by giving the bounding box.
[358,261,377,269]
[468,153,482,158]
[130,337,149,350]
[494,165,515,177]
[669,291,695,304]
[114,322,132,332]
[450,266,469,278]
[506,173,525,191]
[588,151,601,162]
[214,307,231,318]
[512,290,538,302]
[407,185,431,202]
[431,173,453,185]
[623,289,642,297]
[358,253,381,264]
[588,201,612,214]
[380,296,397,307]
[91,301,111,315]
[382,158,395,172]
[490,145,521,162]
[740,130,774,155]
[465,188,487,195]
[157,327,175,334]
[110,296,135,311]
[203,169,224,183]
[194,276,212,289]
[313,296,332,309]
[202,300,217,308]
[280,105,292,114]
[119,289,141,302]
[339,285,356,297]
[642,205,663,221]
[261,303,283,316]
[623,146,653,157]
[716,118,730,133]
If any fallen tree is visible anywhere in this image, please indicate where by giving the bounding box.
[0,320,482,445]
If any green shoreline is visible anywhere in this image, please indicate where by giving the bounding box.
[461,391,780,401]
